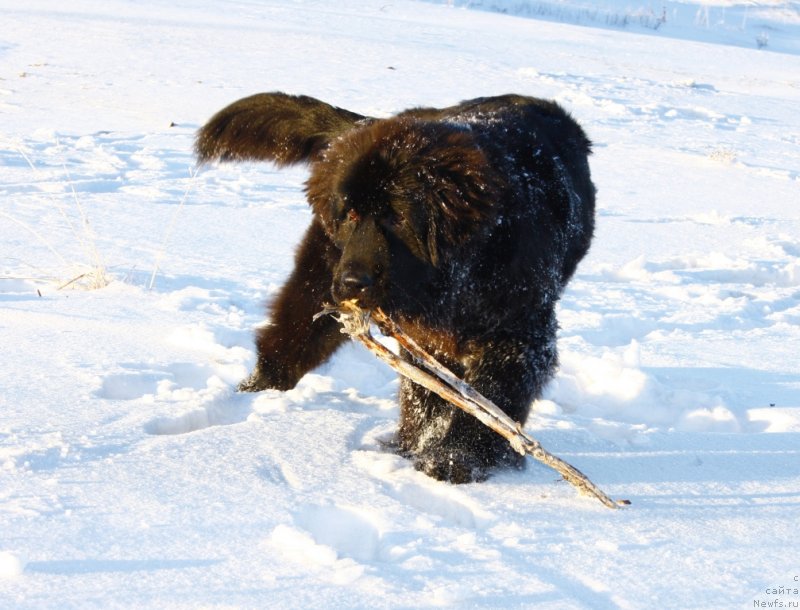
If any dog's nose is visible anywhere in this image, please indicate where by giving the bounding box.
[340,271,374,292]
[334,267,377,304]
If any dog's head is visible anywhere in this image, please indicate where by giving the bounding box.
[196,93,502,311]
[307,118,501,309]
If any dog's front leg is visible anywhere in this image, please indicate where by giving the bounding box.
[238,218,346,392]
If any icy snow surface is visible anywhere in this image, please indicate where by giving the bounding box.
[1,1,799,608]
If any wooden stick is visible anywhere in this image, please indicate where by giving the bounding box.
[317,301,627,509]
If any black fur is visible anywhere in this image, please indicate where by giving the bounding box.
[196,92,596,483]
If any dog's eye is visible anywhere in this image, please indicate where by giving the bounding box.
[382,212,403,230]
[347,209,361,223]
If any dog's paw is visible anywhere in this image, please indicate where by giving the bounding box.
[412,450,488,484]
[236,362,296,392]
[412,443,525,484]
[236,373,269,393]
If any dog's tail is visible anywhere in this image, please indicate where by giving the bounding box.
[195,92,369,166]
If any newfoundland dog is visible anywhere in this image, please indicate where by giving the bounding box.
[196,92,595,483]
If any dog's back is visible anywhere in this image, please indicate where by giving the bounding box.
[413,95,596,296]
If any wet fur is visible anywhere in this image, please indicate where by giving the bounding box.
[196,92,596,483]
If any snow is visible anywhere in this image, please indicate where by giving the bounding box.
[1,0,799,608]
[435,0,800,55]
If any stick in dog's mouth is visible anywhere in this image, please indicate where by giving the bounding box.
[316,300,628,509]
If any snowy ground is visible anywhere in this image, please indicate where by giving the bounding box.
[2,1,799,608]
[434,0,800,54]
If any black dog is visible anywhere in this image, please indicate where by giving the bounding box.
[196,93,595,483]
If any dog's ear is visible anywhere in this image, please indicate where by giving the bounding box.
[195,92,367,166]
[396,123,503,264]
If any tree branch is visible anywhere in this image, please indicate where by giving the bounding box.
[316,301,628,509]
